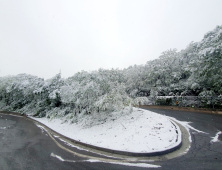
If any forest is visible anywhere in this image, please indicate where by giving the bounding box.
[0,25,222,118]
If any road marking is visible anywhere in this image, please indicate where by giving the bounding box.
[34,122,161,167]
[50,152,161,168]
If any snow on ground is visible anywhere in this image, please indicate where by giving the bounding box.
[211,131,222,143]
[165,116,208,143]
[31,107,180,153]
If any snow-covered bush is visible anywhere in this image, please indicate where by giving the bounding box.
[134,97,150,105]
[0,69,134,118]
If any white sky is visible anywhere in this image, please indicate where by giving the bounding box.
[1,0,222,79]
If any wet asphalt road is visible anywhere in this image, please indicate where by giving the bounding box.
[0,108,222,170]
[141,107,222,170]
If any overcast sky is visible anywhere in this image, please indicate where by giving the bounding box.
[1,0,222,79]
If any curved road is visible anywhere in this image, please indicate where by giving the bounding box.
[141,107,222,170]
[0,108,222,170]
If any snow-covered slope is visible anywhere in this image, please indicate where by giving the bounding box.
[32,107,181,153]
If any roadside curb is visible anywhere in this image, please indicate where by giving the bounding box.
[140,105,222,115]
[0,110,182,157]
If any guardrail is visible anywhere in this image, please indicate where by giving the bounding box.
[141,96,222,110]
[139,105,222,115]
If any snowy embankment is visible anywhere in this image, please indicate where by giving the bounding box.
[32,107,181,153]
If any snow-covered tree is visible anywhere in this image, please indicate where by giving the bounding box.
[1,24,222,115]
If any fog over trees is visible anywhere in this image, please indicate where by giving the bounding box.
[0,25,222,118]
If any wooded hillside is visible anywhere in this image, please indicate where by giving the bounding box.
[0,25,221,117]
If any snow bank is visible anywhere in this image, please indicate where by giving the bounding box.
[32,107,180,153]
